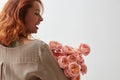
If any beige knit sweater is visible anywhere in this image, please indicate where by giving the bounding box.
[0,40,69,80]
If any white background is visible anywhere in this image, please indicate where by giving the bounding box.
[0,0,120,80]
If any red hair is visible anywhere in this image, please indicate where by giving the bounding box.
[0,0,44,46]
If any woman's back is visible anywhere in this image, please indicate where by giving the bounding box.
[0,40,69,80]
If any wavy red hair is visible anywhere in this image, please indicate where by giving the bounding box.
[0,0,44,46]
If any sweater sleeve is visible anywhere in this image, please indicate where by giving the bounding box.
[39,43,69,80]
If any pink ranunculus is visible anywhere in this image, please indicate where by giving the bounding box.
[67,54,77,63]
[52,48,64,59]
[49,41,63,50]
[53,53,63,60]
[79,43,90,56]
[77,55,84,65]
[51,48,63,54]
[57,56,69,69]
[74,48,82,56]
[49,41,90,80]
[63,46,75,55]
[67,62,81,77]
[81,63,87,75]
[71,74,80,80]
[49,41,64,58]
[64,68,71,78]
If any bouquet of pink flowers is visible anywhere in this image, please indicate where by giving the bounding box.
[49,41,90,80]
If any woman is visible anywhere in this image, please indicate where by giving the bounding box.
[0,0,69,80]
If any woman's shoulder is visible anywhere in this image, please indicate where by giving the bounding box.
[31,39,48,48]
[30,39,50,52]
[33,39,47,45]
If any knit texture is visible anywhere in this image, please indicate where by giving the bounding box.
[0,40,69,80]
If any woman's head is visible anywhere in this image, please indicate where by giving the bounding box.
[0,0,44,46]
[24,0,43,33]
